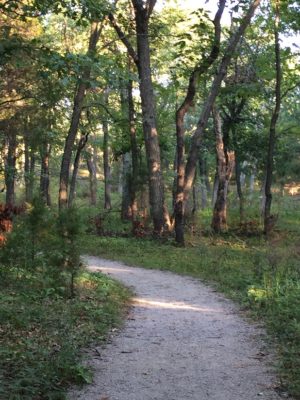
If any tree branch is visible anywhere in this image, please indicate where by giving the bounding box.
[108,13,139,66]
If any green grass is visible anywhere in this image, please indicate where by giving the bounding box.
[79,222,300,398]
[0,266,130,400]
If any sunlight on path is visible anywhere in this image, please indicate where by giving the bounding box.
[69,256,282,400]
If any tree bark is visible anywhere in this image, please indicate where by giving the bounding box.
[127,77,139,221]
[199,154,210,209]
[211,107,235,233]
[103,109,112,210]
[40,142,51,206]
[86,148,97,206]
[24,134,35,203]
[5,129,17,206]
[264,1,281,234]
[133,1,165,233]
[110,2,166,234]
[176,0,261,243]
[174,0,225,244]
[58,22,101,209]
[68,133,89,206]
[121,152,132,220]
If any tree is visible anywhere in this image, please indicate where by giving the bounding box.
[263,0,282,234]
[175,0,262,245]
[109,0,167,234]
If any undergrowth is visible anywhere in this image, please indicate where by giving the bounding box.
[0,200,130,399]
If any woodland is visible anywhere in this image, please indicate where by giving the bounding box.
[0,0,300,399]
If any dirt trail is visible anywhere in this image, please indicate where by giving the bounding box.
[69,256,283,400]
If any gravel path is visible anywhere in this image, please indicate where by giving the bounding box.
[69,256,283,400]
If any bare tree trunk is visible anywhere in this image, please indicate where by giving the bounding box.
[264,1,281,234]
[40,142,51,206]
[24,135,35,203]
[110,2,166,234]
[5,130,17,206]
[211,107,235,233]
[103,113,111,210]
[212,169,219,208]
[121,152,132,220]
[59,22,102,209]
[174,1,225,245]
[127,77,139,222]
[133,2,165,233]
[68,134,89,206]
[199,154,210,209]
[86,148,97,206]
[176,0,261,243]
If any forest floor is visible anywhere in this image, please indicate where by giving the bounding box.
[69,256,285,400]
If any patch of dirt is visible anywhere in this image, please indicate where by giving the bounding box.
[69,256,286,400]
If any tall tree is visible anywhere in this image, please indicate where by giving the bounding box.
[58,21,102,208]
[175,0,261,244]
[109,0,166,234]
[174,0,225,244]
[263,0,281,234]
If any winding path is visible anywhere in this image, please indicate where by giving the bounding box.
[69,256,282,400]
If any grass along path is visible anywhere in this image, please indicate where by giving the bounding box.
[80,234,300,398]
[70,256,282,400]
[0,267,130,400]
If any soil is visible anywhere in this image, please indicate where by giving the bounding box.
[69,256,285,400]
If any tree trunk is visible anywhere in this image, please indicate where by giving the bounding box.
[121,152,132,220]
[59,22,101,209]
[177,0,261,243]
[133,3,165,234]
[212,169,219,208]
[127,77,139,222]
[264,1,281,235]
[24,135,35,203]
[68,134,89,206]
[174,0,225,245]
[86,148,97,206]
[5,130,17,206]
[103,112,111,210]
[199,154,210,209]
[40,142,51,206]
[211,107,235,233]
[109,3,167,234]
